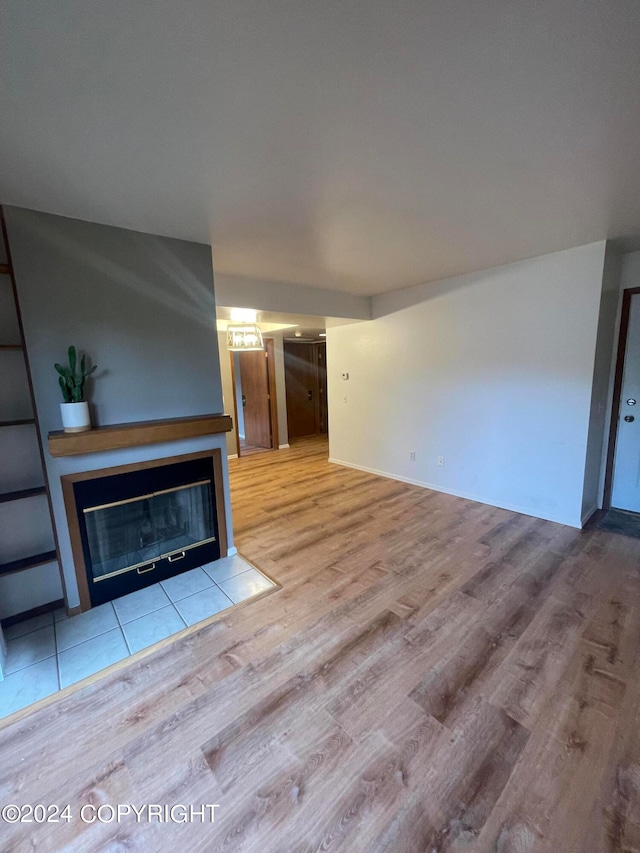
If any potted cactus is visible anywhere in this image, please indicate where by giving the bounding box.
[55,346,97,433]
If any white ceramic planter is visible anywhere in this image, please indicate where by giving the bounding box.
[60,401,91,433]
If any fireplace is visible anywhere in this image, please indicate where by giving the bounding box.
[62,450,227,610]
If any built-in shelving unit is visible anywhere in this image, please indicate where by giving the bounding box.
[0,551,58,578]
[0,486,48,504]
[0,418,36,427]
[0,207,62,616]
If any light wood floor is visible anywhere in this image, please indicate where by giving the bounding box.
[238,438,272,457]
[2,436,640,852]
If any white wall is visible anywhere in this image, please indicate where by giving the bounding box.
[328,242,608,528]
[271,332,289,448]
[218,331,239,456]
[233,354,245,439]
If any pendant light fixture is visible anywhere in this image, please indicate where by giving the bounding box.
[226,323,264,351]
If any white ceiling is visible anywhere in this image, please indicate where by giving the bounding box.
[2,1,640,295]
[215,306,328,340]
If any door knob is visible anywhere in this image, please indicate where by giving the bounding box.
[624,415,634,422]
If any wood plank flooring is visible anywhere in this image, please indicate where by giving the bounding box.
[2,436,640,852]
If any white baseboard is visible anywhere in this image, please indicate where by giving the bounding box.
[581,505,598,527]
[328,457,581,528]
[227,546,238,557]
[227,454,238,460]
[279,443,290,450]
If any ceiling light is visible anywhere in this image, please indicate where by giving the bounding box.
[319,333,326,337]
[227,324,264,351]
[229,307,258,323]
[294,331,302,337]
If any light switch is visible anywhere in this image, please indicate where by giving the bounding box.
[342,372,349,380]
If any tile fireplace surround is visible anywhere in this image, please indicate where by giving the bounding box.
[0,554,277,721]
[0,414,252,722]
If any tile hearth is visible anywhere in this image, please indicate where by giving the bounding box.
[0,555,275,721]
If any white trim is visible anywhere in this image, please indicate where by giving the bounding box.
[226,546,238,557]
[227,454,238,460]
[278,444,290,450]
[581,505,598,528]
[328,457,582,529]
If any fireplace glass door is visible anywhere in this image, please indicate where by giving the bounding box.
[84,479,216,582]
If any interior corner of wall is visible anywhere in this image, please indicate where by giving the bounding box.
[580,505,598,528]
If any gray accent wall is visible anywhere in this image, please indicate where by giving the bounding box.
[5,208,232,608]
[6,207,223,426]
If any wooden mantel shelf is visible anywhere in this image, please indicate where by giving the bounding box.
[48,414,233,457]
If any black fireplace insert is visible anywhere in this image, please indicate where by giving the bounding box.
[73,456,220,606]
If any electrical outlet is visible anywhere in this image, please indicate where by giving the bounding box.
[409,451,416,462]
[343,395,348,404]
[437,456,444,467]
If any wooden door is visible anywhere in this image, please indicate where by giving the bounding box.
[238,350,272,448]
[284,342,318,439]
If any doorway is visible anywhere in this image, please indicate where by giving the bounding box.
[284,340,328,440]
[601,287,640,536]
[230,338,279,457]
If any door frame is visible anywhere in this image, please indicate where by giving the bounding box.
[229,337,279,458]
[603,286,640,508]
[265,338,279,450]
[315,340,328,434]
